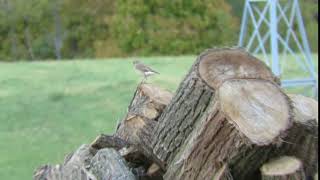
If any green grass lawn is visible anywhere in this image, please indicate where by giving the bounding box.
[0,55,318,179]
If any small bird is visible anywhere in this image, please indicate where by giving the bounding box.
[133,60,159,82]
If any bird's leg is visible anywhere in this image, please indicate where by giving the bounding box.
[144,74,149,84]
[141,74,147,84]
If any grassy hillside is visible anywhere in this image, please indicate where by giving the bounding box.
[0,55,317,179]
[0,56,194,179]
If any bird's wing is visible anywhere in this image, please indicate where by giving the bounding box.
[138,63,160,74]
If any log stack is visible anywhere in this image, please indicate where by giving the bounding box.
[34,48,318,180]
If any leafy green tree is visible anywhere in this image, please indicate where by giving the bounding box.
[111,0,238,56]
[0,0,316,61]
[0,0,54,61]
[59,0,112,58]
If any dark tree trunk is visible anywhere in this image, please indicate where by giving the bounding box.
[9,27,18,60]
[23,17,35,60]
[52,1,63,60]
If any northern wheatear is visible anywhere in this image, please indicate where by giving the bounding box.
[133,60,159,82]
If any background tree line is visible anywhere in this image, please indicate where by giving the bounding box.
[0,0,318,61]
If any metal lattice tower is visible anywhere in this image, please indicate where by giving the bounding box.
[239,0,318,98]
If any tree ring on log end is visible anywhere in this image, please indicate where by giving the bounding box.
[219,79,292,145]
[198,48,277,89]
[261,156,302,176]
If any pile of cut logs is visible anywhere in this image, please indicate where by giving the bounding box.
[34,48,318,180]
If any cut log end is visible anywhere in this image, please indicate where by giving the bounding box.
[139,83,173,106]
[198,48,278,89]
[261,156,306,180]
[261,156,302,176]
[197,48,293,146]
[219,79,292,145]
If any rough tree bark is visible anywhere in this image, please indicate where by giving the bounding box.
[260,156,306,180]
[212,164,233,180]
[151,48,293,180]
[90,148,136,180]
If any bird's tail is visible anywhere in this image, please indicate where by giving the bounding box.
[153,70,160,74]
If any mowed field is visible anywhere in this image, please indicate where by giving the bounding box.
[0,55,318,179]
